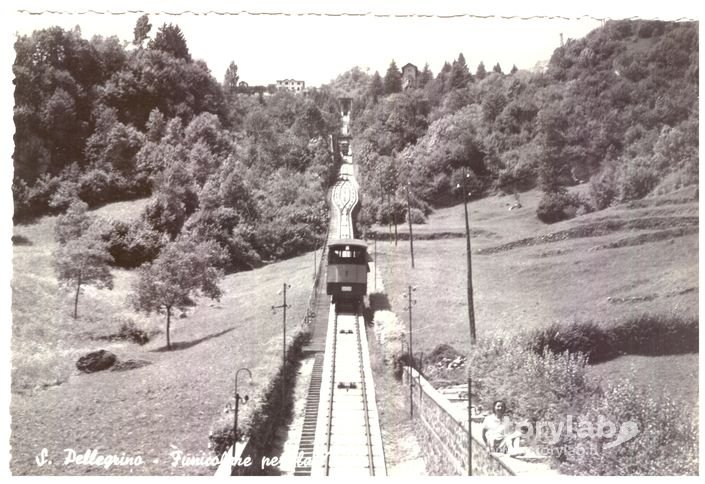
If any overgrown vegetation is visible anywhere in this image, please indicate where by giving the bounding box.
[209,327,311,475]
[466,312,699,475]
[528,314,698,363]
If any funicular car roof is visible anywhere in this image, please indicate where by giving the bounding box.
[327,238,368,248]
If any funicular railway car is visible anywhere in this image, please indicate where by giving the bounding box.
[326,239,368,304]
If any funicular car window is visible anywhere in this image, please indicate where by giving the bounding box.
[329,246,363,264]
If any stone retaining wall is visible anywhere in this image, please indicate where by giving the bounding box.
[402,367,513,476]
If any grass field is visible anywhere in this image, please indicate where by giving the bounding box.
[371,187,698,402]
[588,353,699,407]
[11,200,318,475]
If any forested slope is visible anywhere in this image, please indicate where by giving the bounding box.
[334,20,698,228]
[13,19,345,270]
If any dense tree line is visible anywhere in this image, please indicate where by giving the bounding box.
[333,20,698,227]
[14,18,342,272]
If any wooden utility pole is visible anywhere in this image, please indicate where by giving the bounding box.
[374,236,377,291]
[393,203,398,247]
[381,182,391,241]
[461,168,477,343]
[460,167,477,476]
[468,374,472,476]
[406,184,415,268]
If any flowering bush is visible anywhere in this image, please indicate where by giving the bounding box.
[559,378,698,475]
[467,332,595,424]
[372,309,406,375]
[468,326,699,475]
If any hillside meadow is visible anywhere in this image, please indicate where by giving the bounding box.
[11,199,318,475]
[371,186,698,405]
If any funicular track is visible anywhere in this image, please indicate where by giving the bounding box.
[294,98,385,476]
[321,306,378,476]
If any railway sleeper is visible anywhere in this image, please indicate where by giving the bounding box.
[336,381,357,390]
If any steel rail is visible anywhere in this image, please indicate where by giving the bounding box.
[324,311,337,475]
[354,308,376,475]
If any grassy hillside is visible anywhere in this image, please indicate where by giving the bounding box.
[11,200,318,475]
[371,186,698,402]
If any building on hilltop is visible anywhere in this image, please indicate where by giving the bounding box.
[276,79,306,93]
[401,63,418,89]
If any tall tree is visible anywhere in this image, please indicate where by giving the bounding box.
[149,23,191,61]
[482,92,508,124]
[510,64,518,75]
[369,71,384,103]
[223,61,239,96]
[449,53,471,89]
[419,63,433,87]
[133,14,151,47]
[132,238,223,350]
[383,60,402,95]
[54,199,91,244]
[537,107,567,193]
[476,61,487,80]
[84,105,145,173]
[54,201,113,318]
[493,62,504,74]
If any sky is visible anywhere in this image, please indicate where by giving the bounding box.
[12,12,603,86]
[7,0,700,87]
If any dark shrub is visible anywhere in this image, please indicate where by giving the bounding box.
[377,199,407,225]
[536,191,579,223]
[14,175,62,222]
[408,207,427,224]
[617,157,659,201]
[11,235,31,246]
[117,319,150,345]
[427,343,463,364]
[589,169,618,210]
[527,321,618,363]
[528,315,698,364]
[103,219,164,268]
[637,21,655,38]
[368,292,391,312]
[610,20,634,39]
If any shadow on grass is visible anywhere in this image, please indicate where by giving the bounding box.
[364,292,392,327]
[150,327,236,352]
[369,292,391,311]
[480,216,699,255]
[111,359,153,371]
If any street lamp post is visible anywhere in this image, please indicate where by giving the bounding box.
[226,367,252,475]
[272,284,292,411]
